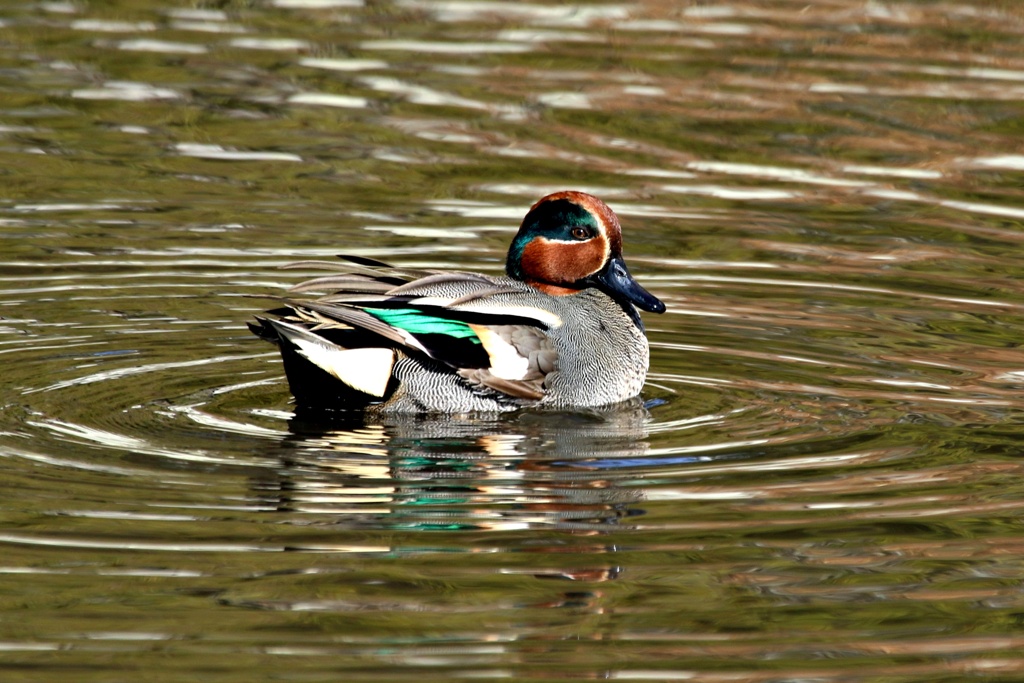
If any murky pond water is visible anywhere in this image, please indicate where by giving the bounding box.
[4,1,1024,680]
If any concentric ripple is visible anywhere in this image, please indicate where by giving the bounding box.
[5,0,1024,680]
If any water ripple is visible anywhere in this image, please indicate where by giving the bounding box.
[5,0,1024,679]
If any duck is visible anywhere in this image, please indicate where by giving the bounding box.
[249,190,666,413]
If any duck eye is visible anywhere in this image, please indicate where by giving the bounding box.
[570,226,589,240]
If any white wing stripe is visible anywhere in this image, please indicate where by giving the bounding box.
[409,297,563,328]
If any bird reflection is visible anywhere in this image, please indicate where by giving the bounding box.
[251,401,653,534]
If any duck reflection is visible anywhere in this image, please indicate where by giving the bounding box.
[252,401,652,534]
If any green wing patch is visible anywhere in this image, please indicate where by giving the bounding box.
[365,308,482,343]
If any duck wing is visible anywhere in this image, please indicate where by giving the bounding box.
[255,256,560,403]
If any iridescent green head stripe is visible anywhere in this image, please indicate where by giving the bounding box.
[506,191,617,283]
[504,190,666,317]
[506,199,599,279]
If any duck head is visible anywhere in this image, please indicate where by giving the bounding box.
[506,191,666,314]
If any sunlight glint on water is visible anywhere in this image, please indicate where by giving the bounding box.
[3,1,1024,681]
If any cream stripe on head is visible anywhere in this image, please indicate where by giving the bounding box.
[533,190,623,254]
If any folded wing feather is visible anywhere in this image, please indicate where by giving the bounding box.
[275,259,560,403]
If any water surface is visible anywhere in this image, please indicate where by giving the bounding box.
[4,1,1024,681]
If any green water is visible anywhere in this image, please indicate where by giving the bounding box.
[4,1,1024,681]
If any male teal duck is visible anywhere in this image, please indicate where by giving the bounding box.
[250,191,666,412]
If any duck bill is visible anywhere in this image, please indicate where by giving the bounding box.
[592,256,666,313]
